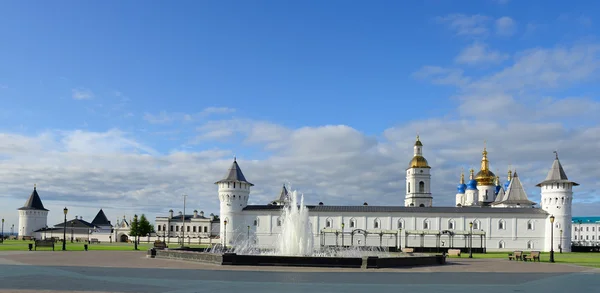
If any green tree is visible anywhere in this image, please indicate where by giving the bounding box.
[129,215,140,237]
[138,214,154,236]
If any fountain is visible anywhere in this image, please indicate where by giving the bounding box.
[150,188,446,268]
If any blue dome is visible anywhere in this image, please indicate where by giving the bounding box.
[467,179,477,190]
[495,185,501,195]
[504,181,510,189]
[457,183,467,194]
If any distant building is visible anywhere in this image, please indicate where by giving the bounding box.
[572,217,600,246]
[154,210,220,243]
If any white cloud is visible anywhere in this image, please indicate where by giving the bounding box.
[436,14,491,36]
[72,88,94,100]
[144,107,237,124]
[455,42,509,65]
[496,16,516,36]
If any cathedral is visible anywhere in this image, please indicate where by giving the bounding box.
[217,136,578,252]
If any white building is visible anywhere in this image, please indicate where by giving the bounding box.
[154,209,220,245]
[572,217,600,246]
[218,137,579,252]
[17,185,48,239]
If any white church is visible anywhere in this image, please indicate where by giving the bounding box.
[217,136,578,252]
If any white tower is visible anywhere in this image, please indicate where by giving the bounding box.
[215,158,253,246]
[405,136,432,207]
[537,151,578,253]
[464,169,479,206]
[475,146,497,205]
[455,171,466,206]
[17,185,49,239]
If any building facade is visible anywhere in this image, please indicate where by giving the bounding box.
[218,137,579,252]
[17,185,48,239]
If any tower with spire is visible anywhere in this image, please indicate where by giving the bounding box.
[215,157,253,246]
[455,171,467,206]
[537,151,578,253]
[17,184,49,239]
[405,135,433,207]
[463,168,479,206]
[475,143,497,205]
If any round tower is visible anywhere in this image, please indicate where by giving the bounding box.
[475,145,496,205]
[455,171,466,206]
[405,135,432,207]
[17,185,49,239]
[215,158,253,246]
[536,151,578,253]
[464,169,479,206]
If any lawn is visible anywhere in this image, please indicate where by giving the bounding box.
[0,240,210,251]
[449,251,600,268]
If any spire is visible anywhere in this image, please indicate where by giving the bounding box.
[536,151,579,187]
[408,136,429,168]
[495,175,500,186]
[214,158,254,186]
[460,171,465,184]
[469,168,474,180]
[18,185,48,211]
[480,142,489,172]
[508,169,512,181]
[414,134,423,147]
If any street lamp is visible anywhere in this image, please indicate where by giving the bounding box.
[223,220,228,250]
[549,215,555,263]
[11,224,14,236]
[469,222,473,258]
[247,225,250,241]
[559,229,563,254]
[399,228,402,252]
[62,207,68,251]
[133,214,138,250]
[1,218,4,244]
[182,194,187,248]
[341,223,345,247]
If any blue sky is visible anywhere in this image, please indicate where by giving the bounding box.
[1,1,599,227]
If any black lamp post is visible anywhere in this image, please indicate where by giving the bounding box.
[399,228,402,252]
[1,218,4,244]
[341,223,345,247]
[469,221,473,258]
[223,220,227,250]
[11,224,14,236]
[549,215,555,263]
[247,225,250,241]
[62,207,68,251]
[133,214,138,250]
[559,229,563,254]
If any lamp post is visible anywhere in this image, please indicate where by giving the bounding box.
[559,229,563,253]
[469,222,473,258]
[223,220,228,250]
[182,194,187,247]
[341,223,345,247]
[399,228,402,252]
[62,207,68,251]
[11,224,14,236]
[1,218,4,244]
[549,215,555,263]
[70,222,74,243]
[247,225,250,241]
[133,214,138,250]
[163,224,166,242]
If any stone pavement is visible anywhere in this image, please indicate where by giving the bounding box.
[0,251,598,292]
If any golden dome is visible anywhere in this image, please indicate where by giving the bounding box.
[475,144,495,185]
[409,155,430,168]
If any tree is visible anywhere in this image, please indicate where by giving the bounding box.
[138,214,154,237]
[130,215,140,238]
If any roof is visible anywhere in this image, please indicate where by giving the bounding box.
[52,218,97,229]
[243,205,548,214]
[572,217,600,223]
[271,184,289,204]
[492,171,537,206]
[91,209,112,226]
[156,214,209,221]
[494,186,506,203]
[536,152,579,186]
[214,158,254,186]
[18,186,48,211]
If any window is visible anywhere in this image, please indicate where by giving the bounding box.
[423,219,430,230]
[397,219,404,229]
[575,235,578,240]
[187,226,190,232]
[419,204,425,207]
[203,226,207,233]
[408,182,410,193]
[498,220,506,230]
[587,227,589,232]
[527,221,533,230]
[527,241,534,249]
[419,181,425,193]
[448,220,455,230]
[593,236,595,240]
[176,226,179,232]
[277,217,282,227]
[170,225,173,231]
[586,235,589,240]
[253,219,258,226]
[193,226,196,232]
[374,218,380,229]
[473,221,480,230]
[498,241,505,249]
[326,218,332,228]
[350,218,356,228]
[157,225,161,231]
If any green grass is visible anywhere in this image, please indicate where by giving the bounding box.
[447,251,600,268]
[0,240,210,251]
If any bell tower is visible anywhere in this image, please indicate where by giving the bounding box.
[405,135,432,207]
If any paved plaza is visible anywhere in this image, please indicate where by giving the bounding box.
[0,251,599,293]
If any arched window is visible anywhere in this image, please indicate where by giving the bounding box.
[448,219,455,230]
[254,218,259,227]
[527,220,534,230]
[374,218,380,229]
[419,181,425,193]
[473,220,480,230]
[408,182,411,193]
[277,217,282,227]
[397,219,404,229]
[527,241,534,249]
[498,220,506,230]
[419,204,425,207]
[326,218,333,228]
[498,241,505,249]
[423,219,430,230]
[349,218,356,228]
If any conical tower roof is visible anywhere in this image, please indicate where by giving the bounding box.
[214,157,254,186]
[17,185,48,211]
[536,151,579,186]
[492,171,536,206]
[272,184,290,205]
[91,209,112,226]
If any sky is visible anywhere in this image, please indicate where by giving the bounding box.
[1,0,600,229]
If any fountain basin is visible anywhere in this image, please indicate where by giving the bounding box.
[151,248,446,268]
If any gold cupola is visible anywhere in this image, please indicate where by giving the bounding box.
[475,143,496,186]
[408,135,430,169]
